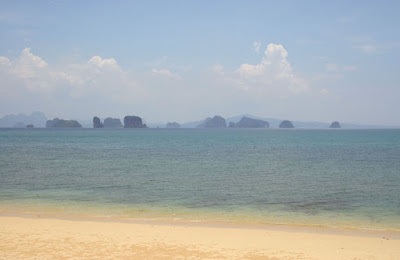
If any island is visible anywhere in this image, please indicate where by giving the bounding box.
[229,116,269,128]
[279,120,294,128]
[46,118,82,128]
[197,115,227,128]
[329,121,341,128]
[124,115,146,128]
[103,118,123,128]
[93,116,104,128]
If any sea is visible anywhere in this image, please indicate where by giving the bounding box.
[1,128,399,231]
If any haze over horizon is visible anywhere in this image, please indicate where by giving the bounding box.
[1,1,400,125]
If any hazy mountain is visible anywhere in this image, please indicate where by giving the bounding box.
[0,112,47,128]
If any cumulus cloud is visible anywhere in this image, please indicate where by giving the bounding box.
[0,48,54,91]
[0,48,139,101]
[235,43,308,94]
[1,48,48,76]
[0,56,11,67]
[88,56,120,70]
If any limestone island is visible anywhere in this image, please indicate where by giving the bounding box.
[124,115,147,128]
[197,115,227,128]
[229,116,269,128]
[329,121,341,128]
[104,118,123,128]
[46,118,82,128]
[279,120,294,128]
[93,117,103,128]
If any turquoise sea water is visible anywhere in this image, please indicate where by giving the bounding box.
[0,128,399,231]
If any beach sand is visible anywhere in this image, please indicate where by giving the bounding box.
[0,216,399,259]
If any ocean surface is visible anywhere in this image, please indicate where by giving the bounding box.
[1,128,399,231]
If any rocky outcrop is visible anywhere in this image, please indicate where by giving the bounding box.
[103,118,122,128]
[124,115,144,128]
[279,120,294,128]
[329,121,341,128]
[93,116,103,128]
[26,124,34,128]
[166,122,180,128]
[46,118,82,128]
[197,116,227,128]
[234,117,269,128]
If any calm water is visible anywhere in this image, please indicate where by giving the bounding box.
[0,128,399,230]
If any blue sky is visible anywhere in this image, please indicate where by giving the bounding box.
[1,0,400,125]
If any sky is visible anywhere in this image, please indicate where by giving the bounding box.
[1,0,400,125]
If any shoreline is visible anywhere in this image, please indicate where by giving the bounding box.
[2,211,400,240]
[0,204,400,235]
[1,215,399,259]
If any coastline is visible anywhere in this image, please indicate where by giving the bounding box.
[1,215,399,259]
[2,201,400,234]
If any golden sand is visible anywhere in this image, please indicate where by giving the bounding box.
[0,216,399,259]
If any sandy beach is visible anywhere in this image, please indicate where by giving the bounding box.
[0,216,399,259]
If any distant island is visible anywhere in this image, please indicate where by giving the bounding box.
[124,116,147,128]
[93,117,103,128]
[1,111,393,129]
[0,112,47,128]
[104,118,123,128]
[330,121,341,128]
[229,116,269,128]
[279,120,295,128]
[197,115,227,128]
[92,116,146,128]
[46,118,82,128]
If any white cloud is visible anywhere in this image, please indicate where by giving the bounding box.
[0,56,11,67]
[12,48,48,78]
[152,68,182,80]
[0,48,54,92]
[88,56,120,70]
[0,48,140,101]
[253,41,261,53]
[235,43,308,94]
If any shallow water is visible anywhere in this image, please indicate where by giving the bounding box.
[1,128,399,230]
